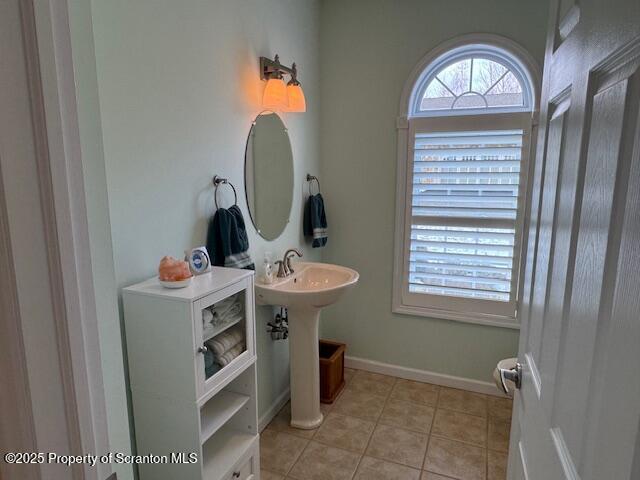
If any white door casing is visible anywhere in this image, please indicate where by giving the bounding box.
[510,0,640,479]
[0,0,110,479]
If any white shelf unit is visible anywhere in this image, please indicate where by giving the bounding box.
[123,268,260,480]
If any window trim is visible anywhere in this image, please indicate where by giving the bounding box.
[410,46,535,118]
[393,35,540,329]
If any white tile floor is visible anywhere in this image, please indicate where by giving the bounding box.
[260,368,513,480]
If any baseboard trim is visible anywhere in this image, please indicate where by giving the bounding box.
[258,388,290,432]
[258,357,504,431]
[345,355,506,397]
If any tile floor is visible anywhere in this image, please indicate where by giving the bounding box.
[260,368,513,480]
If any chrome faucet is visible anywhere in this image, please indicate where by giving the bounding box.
[275,248,303,278]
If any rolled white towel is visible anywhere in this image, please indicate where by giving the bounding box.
[214,342,245,367]
[203,323,215,338]
[207,325,243,356]
[213,298,241,317]
[223,301,242,318]
[211,296,236,314]
[212,302,242,326]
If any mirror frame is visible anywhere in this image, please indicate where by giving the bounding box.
[243,111,294,241]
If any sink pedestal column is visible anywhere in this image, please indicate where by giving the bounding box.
[287,306,323,429]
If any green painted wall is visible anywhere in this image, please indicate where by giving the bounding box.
[84,1,320,476]
[318,0,549,383]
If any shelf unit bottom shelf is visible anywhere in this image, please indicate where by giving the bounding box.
[202,426,257,479]
[200,390,250,443]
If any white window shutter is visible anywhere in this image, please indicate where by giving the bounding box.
[408,129,523,306]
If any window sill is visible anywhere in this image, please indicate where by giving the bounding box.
[392,302,520,330]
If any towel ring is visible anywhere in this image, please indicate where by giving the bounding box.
[306,174,321,195]
[213,175,238,210]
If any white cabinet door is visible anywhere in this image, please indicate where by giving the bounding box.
[510,0,640,479]
[193,277,255,402]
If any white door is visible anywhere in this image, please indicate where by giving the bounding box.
[1,1,111,479]
[509,0,640,479]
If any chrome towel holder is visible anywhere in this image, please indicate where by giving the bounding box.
[306,173,321,195]
[212,175,238,209]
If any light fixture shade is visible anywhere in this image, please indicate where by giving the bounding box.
[286,83,306,112]
[263,77,288,110]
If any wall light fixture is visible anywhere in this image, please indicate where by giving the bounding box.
[260,54,306,112]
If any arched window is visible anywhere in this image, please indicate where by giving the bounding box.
[393,38,538,327]
[412,45,533,115]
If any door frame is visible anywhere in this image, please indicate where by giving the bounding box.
[0,1,110,479]
[0,161,39,480]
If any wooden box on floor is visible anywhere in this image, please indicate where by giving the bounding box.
[319,340,346,403]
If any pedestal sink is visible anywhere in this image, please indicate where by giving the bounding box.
[256,262,359,429]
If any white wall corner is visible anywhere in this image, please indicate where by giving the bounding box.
[258,388,291,432]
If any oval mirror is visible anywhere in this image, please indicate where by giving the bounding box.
[244,112,294,240]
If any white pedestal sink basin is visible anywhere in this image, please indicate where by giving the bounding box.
[256,262,359,429]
